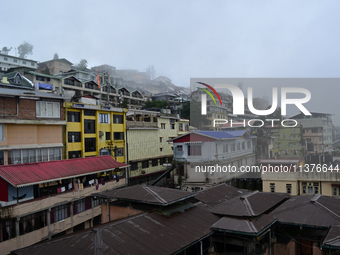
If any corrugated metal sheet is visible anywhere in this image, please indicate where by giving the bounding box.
[322,226,340,249]
[195,183,245,207]
[210,191,289,217]
[12,205,220,255]
[211,215,276,236]
[0,156,129,187]
[96,185,196,206]
[270,195,340,228]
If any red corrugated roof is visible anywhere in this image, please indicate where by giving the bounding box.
[0,156,129,188]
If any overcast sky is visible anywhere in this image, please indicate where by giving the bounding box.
[2,1,340,123]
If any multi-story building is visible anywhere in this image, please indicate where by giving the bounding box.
[171,130,256,191]
[0,53,38,72]
[126,110,189,185]
[263,124,304,158]
[0,73,65,166]
[0,156,128,254]
[261,160,340,197]
[37,58,72,75]
[291,112,334,158]
[64,100,127,164]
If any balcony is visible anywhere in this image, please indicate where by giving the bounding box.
[126,121,158,128]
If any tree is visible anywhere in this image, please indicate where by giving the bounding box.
[18,41,33,58]
[53,53,59,59]
[146,65,156,80]
[121,99,128,109]
[78,59,88,70]
[189,100,210,130]
[181,101,190,120]
[144,100,168,109]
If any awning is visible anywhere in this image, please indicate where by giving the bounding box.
[0,156,129,188]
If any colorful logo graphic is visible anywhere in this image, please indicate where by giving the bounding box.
[197,82,222,106]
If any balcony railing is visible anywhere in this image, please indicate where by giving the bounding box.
[126,121,158,128]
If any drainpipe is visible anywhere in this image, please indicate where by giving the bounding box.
[107,199,110,222]
[200,241,203,255]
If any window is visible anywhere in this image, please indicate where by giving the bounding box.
[170,123,175,129]
[247,141,251,149]
[188,144,202,156]
[223,144,228,153]
[152,159,158,166]
[302,182,319,194]
[286,184,292,194]
[68,132,81,143]
[13,59,17,63]
[67,111,80,122]
[282,133,285,138]
[242,142,245,150]
[84,120,95,133]
[4,57,8,61]
[106,132,111,140]
[160,148,163,152]
[99,113,110,123]
[130,162,138,171]
[64,79,74,86]
[8,148,62,164]
[0,124,4,141]
[270,183,275,193]
[142,160,149,168]
[177,145,183,152]
[179,123,183,131]
[85,138,96,152]
[36,76,44,81]
[23,61,26,64]
[160,158,166,165]
[237,143,240,151]
[36,101,60,118]
[114,132,124,140]
[113,115,123,124]
[160,137,163,143]
[115,147,124,157]
[51,204,69,223]
[185,124,189,131]
[231,143,235,152]
[69,151,81,159]
[161,123,166,129]
[84,110,95,116]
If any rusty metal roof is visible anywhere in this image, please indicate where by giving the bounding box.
[322,226,340,250]
[0,156,129,188]
[12,205,220,255]
[270,194,340,228]
[195,184,245,207]
[211,215,276,236]
[210,191,289,217]
[96,185,196,206]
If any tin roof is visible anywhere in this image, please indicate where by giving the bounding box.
[96,185,196,206]
[195,184,245,207]
[211,215,277,236]
[270,194,340,228]
[210,191,289,217]
[0,156,129,188]
[322,226,340,250]
[12,205,220,255]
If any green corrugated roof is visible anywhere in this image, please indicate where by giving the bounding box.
[27,71,61,79]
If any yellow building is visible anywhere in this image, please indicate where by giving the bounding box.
[64,102,127,163]
[126,110,189,185]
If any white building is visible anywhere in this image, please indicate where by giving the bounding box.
[171,130,256,191]
[0,53,38,72]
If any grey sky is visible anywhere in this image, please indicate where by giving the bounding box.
[2,1,340,122]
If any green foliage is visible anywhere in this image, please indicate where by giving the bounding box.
[18,41,33,58]
[189,100,210,129]
[121,99,128,108]
[181,101,190,120]
[144,100,168,109]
